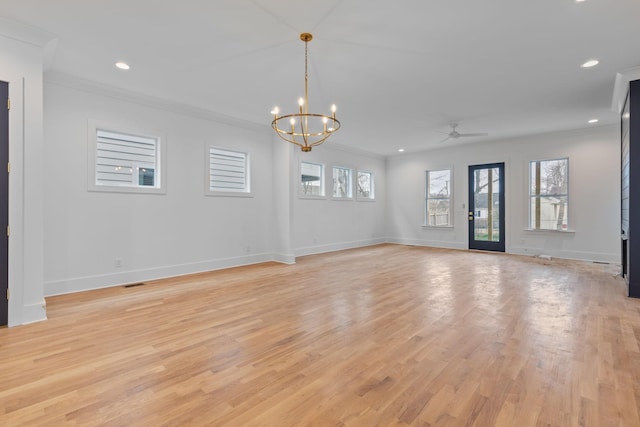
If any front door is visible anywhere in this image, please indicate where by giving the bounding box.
[0,81,8,326]
[468,163,505,252]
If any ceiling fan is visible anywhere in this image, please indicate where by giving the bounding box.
[438,123,488,143]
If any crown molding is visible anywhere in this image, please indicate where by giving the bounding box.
[44,70,270,134]
[0,16,56,47]
[326,141,386,160]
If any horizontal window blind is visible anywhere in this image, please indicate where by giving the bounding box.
[96,129,158,187]
[209,147,248,192]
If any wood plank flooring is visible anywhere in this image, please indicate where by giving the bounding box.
[1,244,639,426]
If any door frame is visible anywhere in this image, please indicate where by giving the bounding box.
[0,81,8,326]
[468,162,505,252]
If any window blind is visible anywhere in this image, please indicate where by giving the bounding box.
[209,147,247,192]
[96,129,157,187]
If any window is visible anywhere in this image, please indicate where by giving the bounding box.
[300,161,324,196]
[89,125,165,194]
[425,169,452,226]
[332,166,353,198]
[357,171,375,200]
[207,146,250,195]
[529,158,569,230]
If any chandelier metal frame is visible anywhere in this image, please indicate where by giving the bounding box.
[271,33,340,152]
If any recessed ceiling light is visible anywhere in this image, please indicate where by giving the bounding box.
[115,61,130,70]
[398,148,405,153]
[575,0,586,3]
[581,59,599,68]
[588,118,599,124]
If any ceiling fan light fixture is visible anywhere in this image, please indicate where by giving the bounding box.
[271,33,341,152]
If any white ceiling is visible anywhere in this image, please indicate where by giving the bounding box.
[1,0,638,156]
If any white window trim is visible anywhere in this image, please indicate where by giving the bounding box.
[299,160,326,199]
[205,144,252,198]
[527,157,570,232]
[332,165,354,200]
[424,168,453,227]
[356,170,376,201]
[87,120,166,194]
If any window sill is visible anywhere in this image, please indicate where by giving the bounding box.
[524,228,575,234]
[206,191,253,198]
[299,194,327,200]
[89,184,166,195]
[356,198,376,202]
[331,197,354,202]
[422,225,454,230]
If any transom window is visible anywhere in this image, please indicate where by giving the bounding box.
[425,169,452,226]
[529,158,569,230]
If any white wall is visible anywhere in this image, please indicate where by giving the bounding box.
[292,145,387,256]
[386,125,620,263]
[43,81,276,295]
[43,79,387,297]
[0,30,47,326]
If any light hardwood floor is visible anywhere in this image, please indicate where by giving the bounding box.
[1,244,639,426]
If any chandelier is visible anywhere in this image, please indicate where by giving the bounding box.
[271,33,340,152]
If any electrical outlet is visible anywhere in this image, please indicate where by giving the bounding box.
[115,258,123,268]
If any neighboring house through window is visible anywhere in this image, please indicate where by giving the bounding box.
[425,169,452,226]
[300,161,324,196]
[529,158,569,230]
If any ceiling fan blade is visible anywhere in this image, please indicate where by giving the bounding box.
[457,132,488,137]
[438,136,451,144]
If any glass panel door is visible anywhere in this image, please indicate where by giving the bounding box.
[468,163,505,252]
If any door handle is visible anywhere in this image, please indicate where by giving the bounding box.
[468,211,474,221]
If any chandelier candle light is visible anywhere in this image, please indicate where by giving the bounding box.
[271,33,340,152]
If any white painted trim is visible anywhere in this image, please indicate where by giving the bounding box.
[509,246,619,264]
[0,17,55,47]
[386,237,467,251]
[45,252,276,297]
[295,238,387,257]
[20,301,47,325]
[45,71,269,134]
[272,253,296,264]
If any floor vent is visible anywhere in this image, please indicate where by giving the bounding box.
[124,282,145,288]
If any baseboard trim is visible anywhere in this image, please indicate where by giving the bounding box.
[45,253,275,297]
[10,300,48,326]
[295,238,387,257]
[385,237,467,251]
